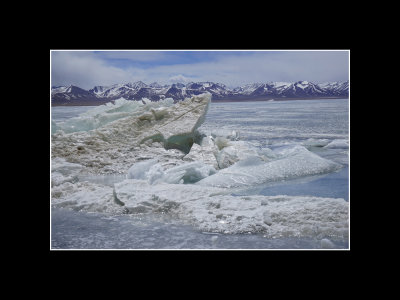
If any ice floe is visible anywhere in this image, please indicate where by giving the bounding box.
[51,94,349,240]
[127,159,216,184]
[197,145,342,188]
[51,93,211,174]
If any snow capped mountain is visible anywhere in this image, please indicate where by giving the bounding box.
[90,85,108,96]
[90,83,135,99]
[125,81,147,89]
[52,80,349,104]
[52,85,99,103]
[279,81,326,97]
[231,81,348,98]
[318,81,349,96]
[51,86,69,95]
[149,82,163,88]
[184,82,230,99]
[233,83,264,95]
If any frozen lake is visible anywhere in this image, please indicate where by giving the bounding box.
[51,98,349,250]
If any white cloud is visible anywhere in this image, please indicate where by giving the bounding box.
[125,51,349,87]
[51,50,349,90]
[94,51,169,62]
[51,51,136,89]
[168,74,193,84]
[160,51,349,86]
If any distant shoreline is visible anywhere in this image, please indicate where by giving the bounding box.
[51,97,349,107]
[211,97,348,103]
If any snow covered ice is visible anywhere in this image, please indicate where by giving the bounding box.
[51,96,349,249]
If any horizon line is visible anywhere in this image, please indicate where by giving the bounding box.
[51,79,349,90]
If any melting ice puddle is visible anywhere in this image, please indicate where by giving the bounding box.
[51,208,348,249]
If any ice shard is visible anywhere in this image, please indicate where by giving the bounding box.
[51,93,211,174]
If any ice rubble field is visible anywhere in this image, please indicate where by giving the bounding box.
[51,94,349,241]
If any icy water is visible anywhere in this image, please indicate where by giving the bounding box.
[51,99,349,250]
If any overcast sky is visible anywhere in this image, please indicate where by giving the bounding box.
[51,50,349,89]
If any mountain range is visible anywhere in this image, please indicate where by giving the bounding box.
[51,80,349,105]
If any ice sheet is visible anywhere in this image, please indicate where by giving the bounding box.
[197,145,342,188]
[51,98,349,244]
